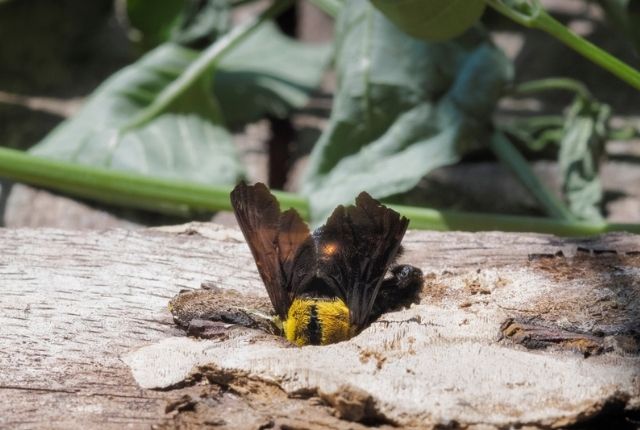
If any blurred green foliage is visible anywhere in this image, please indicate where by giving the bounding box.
[30,44,244,184]
[596,0,640,54]
[369,0,486,41]
[302,0,512,222]
[127,0,232,49]
[28,0,330,187]
[0,0,639,233]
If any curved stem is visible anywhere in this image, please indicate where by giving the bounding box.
[0,147,638,235]
[393,203,638,235]
[122,0,295,132]
[534,10,640,91]
[489,131,576,221]
[485,0,640,91]
[512,77,592,100]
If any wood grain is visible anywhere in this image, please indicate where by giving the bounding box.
[1,223,638,429]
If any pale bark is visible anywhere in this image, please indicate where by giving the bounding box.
[1,223,638,429]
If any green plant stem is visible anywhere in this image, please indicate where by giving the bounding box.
[1,147,639,236]
[0,146,308,219]
[512,77,592,100]
[393,203,639,235]
[485,0,640,91]
[489,131,576,221]
[122,0,295,132]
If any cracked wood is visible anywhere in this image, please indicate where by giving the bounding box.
[1,223,639,429]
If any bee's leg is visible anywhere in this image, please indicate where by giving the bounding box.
[370,265,424,320]
[242,309,283,336]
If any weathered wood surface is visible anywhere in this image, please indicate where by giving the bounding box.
[1,223,639,429]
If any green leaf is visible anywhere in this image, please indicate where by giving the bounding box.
[370,0,486,41]
[214,23,332,126]
[30,43,244,185]
[127,0,184,48]
[127,0,231,49]
[302,0,512,223]
[559,97,610,222]
[170,0,231,47]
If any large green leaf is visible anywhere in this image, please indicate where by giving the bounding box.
[302,0,512,223]
[170,0,231,47]
[30,43,244,185]
[126,0,184,48]
[214,23,332,126]
[370,0,486,41]
[126,0,231,49]
[559,97,610,222]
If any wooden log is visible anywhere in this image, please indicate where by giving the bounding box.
[1,223,638,429]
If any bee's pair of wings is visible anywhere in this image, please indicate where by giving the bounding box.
[230,182,408,330]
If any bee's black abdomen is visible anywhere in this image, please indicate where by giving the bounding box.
[307,304,322,345]
[301,276,336,298]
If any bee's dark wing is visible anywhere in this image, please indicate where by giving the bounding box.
[313,192,409,329]
[230,182,314,320]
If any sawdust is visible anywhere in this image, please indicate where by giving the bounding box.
[359,349,387,370]
[421,272,449,303]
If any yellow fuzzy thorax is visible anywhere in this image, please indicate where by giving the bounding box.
[284,297,351,346]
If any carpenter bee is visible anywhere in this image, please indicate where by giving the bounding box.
[230,182,423,346]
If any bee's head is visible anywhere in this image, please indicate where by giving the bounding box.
[284,297,351,346]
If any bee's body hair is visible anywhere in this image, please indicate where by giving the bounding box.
[284,297,351,346]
